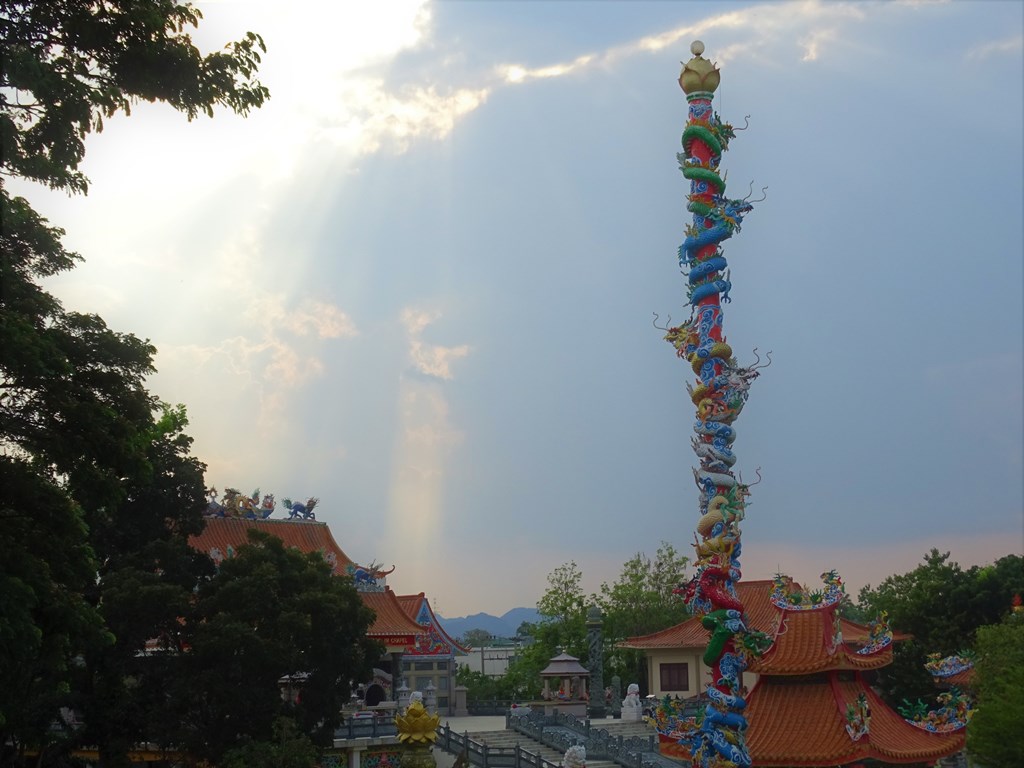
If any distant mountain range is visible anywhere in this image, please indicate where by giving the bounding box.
[436,607,541,640]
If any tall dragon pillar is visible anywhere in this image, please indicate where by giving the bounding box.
[666,41,770,768]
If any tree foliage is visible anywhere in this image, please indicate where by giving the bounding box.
[596,541,689,690]
[220,717,319,768]
[456,667,516,703]
[167,531,381,763]
[0,2,274,763]
[460,628,494,648]
[502,561,588,700]
[503,548,690,700]
[967,616,1024,768]
[0,458,109,763]
[857,549,1024,708]
[1,0,269,193]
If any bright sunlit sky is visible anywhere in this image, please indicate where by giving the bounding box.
[13,0,1023,617]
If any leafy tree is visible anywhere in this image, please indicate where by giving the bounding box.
[0,458,109,765]
[967,615,1024,767]
[857,550,1024,708]
[503,562,589,700]
[163,531,381,764]
[72,408,214,764]
[455,667,515,703]
[596,541,689,690]
[2,0,268,193]
[536,561,588,643]
[0,193,209,764]
[461,628,494,648]
[221,717,319,768]
[1,2,269,763]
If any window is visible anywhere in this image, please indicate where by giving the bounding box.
[415,676,432,692]
[402,661,412,671]
[414,661,433,671]
[438,696,449,708]
[436,661,448,671]
[439,676,448,690]
[660,663,689,692]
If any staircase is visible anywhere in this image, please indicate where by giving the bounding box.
[445,728,624,768]
[435,715,664,768]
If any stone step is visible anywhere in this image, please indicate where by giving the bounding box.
[439,724,654,768]
[594,721,653,734]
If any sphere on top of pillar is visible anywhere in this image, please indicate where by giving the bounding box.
[679,39,721,96]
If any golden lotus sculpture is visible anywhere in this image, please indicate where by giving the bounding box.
[395,697,440,745]
[678,40,720,95]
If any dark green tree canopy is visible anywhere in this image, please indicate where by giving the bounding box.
[0,458,109,759]
[461,628,494,648]
[172,531,382,762]
[967,617,1024,768]
[1,2,270,762]
[503,548,690,700]
[857,549,1024,708]
[1,0,269,193]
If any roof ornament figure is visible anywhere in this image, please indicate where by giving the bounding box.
[282,496,318,520]
[204,486,275,519]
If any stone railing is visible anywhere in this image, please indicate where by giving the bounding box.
[508,710,661,768]
[334,713,398,740]
[466,699,516,716]
[435,723,561,768]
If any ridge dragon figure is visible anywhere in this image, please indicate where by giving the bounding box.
[662,41,771,768]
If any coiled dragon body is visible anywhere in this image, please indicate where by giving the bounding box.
[659,43,770,768]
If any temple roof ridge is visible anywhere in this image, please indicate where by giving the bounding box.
[396,592,471,655]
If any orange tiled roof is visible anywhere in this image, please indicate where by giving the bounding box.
[396,593,471,655]
[189,518,355,574]
[749,607,891,674]
[620,579,905,669]
[618,580,780,650]
[935,667,975,688]
[360,589,430,644]
[839,618,910,645]
[746,673,964,766]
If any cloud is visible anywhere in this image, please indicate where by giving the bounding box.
[499,54,596,84]
[799,27,839,62]
[966,34,1023,61]
[333,79,491,155]
[296,2,885,157]
[150,229,358,436]
[246,296,358,340]
[401,308,470,380]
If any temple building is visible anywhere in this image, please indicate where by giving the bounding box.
[189,516,467,714]
[395,592,470,715]
[622,576,965,766]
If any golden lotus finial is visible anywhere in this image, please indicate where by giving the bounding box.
[679,40,720,95]
[395,695,440,744]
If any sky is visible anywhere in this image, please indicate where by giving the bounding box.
[12,0,1023,618]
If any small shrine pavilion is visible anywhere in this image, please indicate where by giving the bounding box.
[536,651,590,716]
